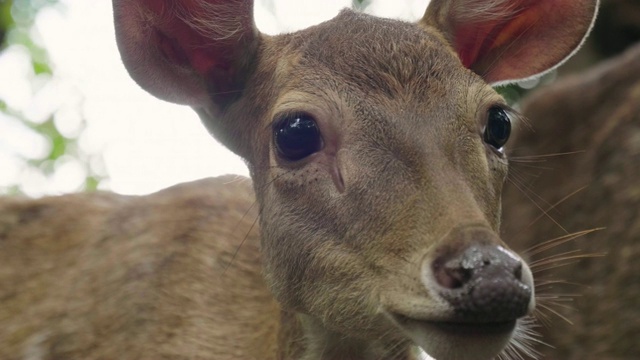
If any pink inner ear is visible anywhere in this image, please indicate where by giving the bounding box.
[143,0,235,77]
[447,0,597,84]
[455,20,503,69]
[454,6,543,69]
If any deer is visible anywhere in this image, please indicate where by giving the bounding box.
[0,0,597,359]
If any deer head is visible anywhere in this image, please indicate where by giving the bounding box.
[112,0,597,359]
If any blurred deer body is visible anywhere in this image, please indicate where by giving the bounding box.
[503,43,640,359]
[0,178,277,359]
[0,1,597,359]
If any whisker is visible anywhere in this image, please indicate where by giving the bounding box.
[535,279,585,291]
[539,299,577,313]
[523,186,589,230]
[221,210,260,276]
[510,161,554,171]
[507,167,543,194]
[498,316,544,360]
[525,228,604,256]
[508,169,555,210]
[530,251,605,270]
[510,150,585,160]
[506,175,568,233]
[221,168,294,275]
[535,302,574,325]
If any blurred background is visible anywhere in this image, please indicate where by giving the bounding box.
[0,0,634,197]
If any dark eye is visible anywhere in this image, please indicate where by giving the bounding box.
[483,106,511,150]
[273,113,323,161]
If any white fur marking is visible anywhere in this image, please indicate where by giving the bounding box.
[417,347,436,360]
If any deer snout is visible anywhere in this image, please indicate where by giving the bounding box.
[431,244,534,322]
[386,230,536,360]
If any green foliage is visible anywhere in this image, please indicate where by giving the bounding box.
[496,84,528,106]
[0,0,106,195]
[352,0,373,11]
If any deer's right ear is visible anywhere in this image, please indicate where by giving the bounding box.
[113,0,260,112]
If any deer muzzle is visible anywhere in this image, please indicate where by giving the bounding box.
[386,226,535,360]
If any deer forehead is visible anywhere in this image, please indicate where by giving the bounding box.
[260,11,499,146]
[273,11,483,100]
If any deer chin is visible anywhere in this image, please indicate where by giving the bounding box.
[389,313,516,360]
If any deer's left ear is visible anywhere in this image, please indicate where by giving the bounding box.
[420,0,599,85]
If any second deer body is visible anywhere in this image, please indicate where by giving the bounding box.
[0,0,597,359]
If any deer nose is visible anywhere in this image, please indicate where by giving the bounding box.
[431,244,533,322]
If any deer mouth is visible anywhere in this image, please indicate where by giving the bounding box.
[393,314,516,336]
[388,312,517,360]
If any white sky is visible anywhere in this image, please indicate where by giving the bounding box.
[0,0,428,196]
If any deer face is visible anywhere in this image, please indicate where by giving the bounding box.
[113,0,597,358]
[243,12,524,360]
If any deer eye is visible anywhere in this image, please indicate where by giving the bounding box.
[273,113,323,161]
[483,106,511,150]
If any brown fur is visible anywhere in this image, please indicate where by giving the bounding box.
[0,177,281,359]
[503,43,640,359]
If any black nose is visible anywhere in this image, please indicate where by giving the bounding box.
[432,244,531,322]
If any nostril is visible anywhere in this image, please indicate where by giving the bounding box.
[514,262,522,281]
[433,259,472,289]
[432,246,487,290]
